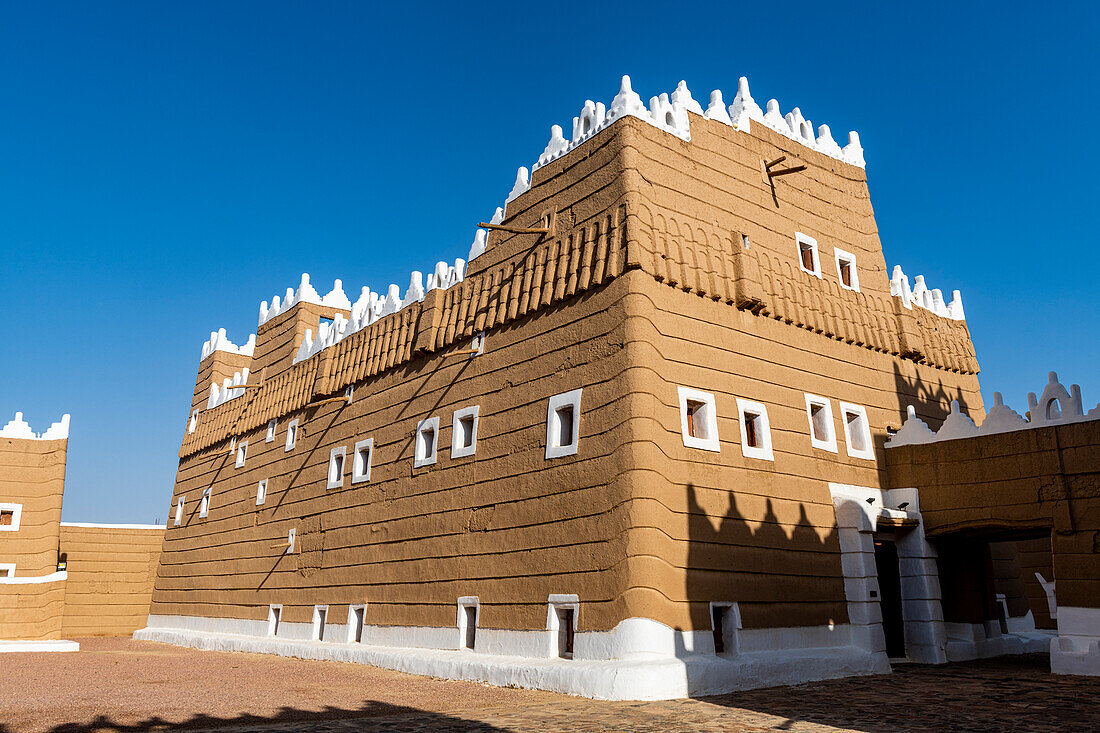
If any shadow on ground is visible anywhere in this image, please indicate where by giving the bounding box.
[694,653,1098,732]
[1,701,510,733]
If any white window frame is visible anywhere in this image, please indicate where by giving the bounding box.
[546,593,580,658]
[709,601,742,656]
[414,417,440,468]
[266,419,277,443]
[327,446,346,490]
[285,419,299,452]
[735,398,774,461]
[839,401,875,460]
[834,247,860,291]
[199,489,211,518]
[188,410,199,435]
[346,603,367,644]
[677,386,720,452]
[545,388,582,459]
[173,497,184,526]
[312,604,329,641]
[267,604,282,636]
[256,479,268,506]
[804,394,838,453]
[457,596,480,650]
[352,438,373,484]
[0,563,15,578]
[0,503,23,532]
[235,440,248,468]
[451,406,480,459]
[795,232,822,278]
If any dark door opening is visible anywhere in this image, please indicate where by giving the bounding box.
[874,538,906,658]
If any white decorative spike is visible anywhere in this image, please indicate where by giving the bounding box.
[608,75,645,120]
[404,271,426,306]
[785,107,806,140]
[0,412,35,440]
[489,207,504,225]
[538,125,570,166]
[763,99,787,133]
[947,290,965,320]
[671,80,704,115]
[936,400,979,441]
[322,279,351,310]
[729,77,763,128]
[469,228,488,261]
[816,124,842,157]
[40,414,70,441]
[979,392,1030,435]
[885,405,938,447]
[505,167,530,204]
[843,131,865,167]
[704,90,733,125]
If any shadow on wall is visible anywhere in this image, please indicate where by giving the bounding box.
[892,361,971,431]
[3,701,511,733]
[685,483,843,631]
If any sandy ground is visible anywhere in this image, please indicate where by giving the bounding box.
[2,639,1097,732]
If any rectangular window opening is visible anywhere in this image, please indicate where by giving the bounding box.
[800,243,815,272]
[266,419,277,443]
[458,416,475,449]
[743,412,760,448]
[712,605,727,654]
[421,428,435,459]
[463,606,477,650]
[839,259,852,287]
[686,401,705,439]
[0,510,12,526]
[199,490,210,518]
[256,479,267,506]
[846,411,868,452]
[285,420,299,451]
[556,405,574,447]
[235,440,247,468]
[328,448,345,489]
[353,439,373,483]
[173,498,184,526]
[352,606,365,643]
[315,607,327,641]
[810,403,829,441]
[556,607,575,659]
[0,567,11,578]
[269,606,281,636]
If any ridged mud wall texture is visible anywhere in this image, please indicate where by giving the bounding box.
[887,419,1099,613]
[152,114,984,635]
[0,436,67,640]
[59,525,164,637]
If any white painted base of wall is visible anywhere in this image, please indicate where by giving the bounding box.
[943,622,1053,662]
[135,614,888,700]
[0,639,79,653]
[1051,607,1100,676]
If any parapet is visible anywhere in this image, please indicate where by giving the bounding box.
[890,266,965,321]
[0,412,70,441]
[887,372,1098,447]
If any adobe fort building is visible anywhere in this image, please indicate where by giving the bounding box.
[135,76,1099,699]
[0,413,164,651]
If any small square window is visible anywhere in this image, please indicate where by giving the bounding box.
[256,479,267,506]
[547,594,579,659]
[840,402,875,460]
[451,406,480,459]
[834,248,860,291]
[545,389,582,459]
[0,563,14,578]
[736,398,774,461]
[0,504,21,531]
[285,419,299,452]
[677,387,720,452]
[804,394,838,453]
[266,419,277,443]
[327,446,346,489]
[173,497,184,526]
[352,438,373,484]
[415,417,440,468]
[795,232,821,278]
[235,440,248,468]
[199,489,211,518]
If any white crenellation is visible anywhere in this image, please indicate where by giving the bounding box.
[886,372,1099,447]
[207,368,251,410]
[200,329,256,362]
[890,265,965,321]
[0,412,70,441]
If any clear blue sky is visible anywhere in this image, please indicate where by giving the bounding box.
[2,2,1097,523]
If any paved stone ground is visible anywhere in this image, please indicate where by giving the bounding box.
[2,638,1097,732]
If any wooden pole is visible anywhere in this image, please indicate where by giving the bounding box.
[768,165,807,178]
[765,155,787,168]
[305,394,352,409]
[477,222,551,235]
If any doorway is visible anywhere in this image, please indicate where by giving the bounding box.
[874,538,906,658]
